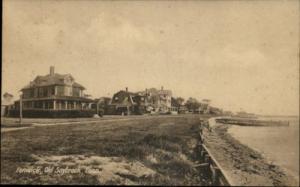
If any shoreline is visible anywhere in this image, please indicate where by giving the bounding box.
[204,118,298,186]
[227,125,300,185]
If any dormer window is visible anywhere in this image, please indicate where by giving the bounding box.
[115,97,119,100]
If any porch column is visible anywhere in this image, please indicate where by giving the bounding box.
[57,101,61,110]
[65,101,68,110]
[73,101,76,109]
[54,86,57,95]
[96,102,99,114]
[53,100,56,110]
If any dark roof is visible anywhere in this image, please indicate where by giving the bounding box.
[22,73,85,90]
[3,92,13,98]
[111,90,137,105]
[171,97,181,107]
[73,82,85,88]
[114,90,137,97]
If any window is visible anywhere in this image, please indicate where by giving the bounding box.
[43,87,48,97]
[64,86,72,96]
[38,88,44,97]
[33,88,38,97]
[56,86,65,96]
[30,89,34,97]
[23,90,30,98]
[73,87,80,97]
[51,87,55,95]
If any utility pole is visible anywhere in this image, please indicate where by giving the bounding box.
[19,93,23,125]
[96,101,99,115]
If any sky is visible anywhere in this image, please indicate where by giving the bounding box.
[2,0,299,116]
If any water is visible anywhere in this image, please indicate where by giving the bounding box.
[227,116,299,182]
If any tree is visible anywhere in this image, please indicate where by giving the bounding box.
[185,97,201,112]
[176,97,185,106]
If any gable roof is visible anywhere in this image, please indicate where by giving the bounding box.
[3,92,13,98]
[73,82,85,88]
[111,90,137,105]
[114,90,137,97]
[22,73,85,90]
[138,88,172,96]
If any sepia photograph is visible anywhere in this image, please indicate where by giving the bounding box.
[1,0,299,186]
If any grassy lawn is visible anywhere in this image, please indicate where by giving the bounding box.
[1,115,209,185]
[1,115,128,125]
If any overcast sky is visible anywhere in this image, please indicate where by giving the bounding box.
[2,0,299,115]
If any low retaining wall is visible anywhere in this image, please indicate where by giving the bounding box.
[196,119,233,186]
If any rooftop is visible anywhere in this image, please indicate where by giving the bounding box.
[21,67,85,90]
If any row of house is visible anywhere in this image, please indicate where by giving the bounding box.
[104,87,178,115]
[2,67,220,118]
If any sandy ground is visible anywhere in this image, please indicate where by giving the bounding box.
[30,154,156,185]
[204,121,298,186]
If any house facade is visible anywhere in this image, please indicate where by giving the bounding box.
[91,97,112,115]
[138,87,172,113]
[108,86,173,115]
[10,66,94,118]
[108,88,138,115]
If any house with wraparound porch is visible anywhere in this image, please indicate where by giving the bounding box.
[9,66,95,118]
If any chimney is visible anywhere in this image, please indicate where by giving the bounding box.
[161,86,164,91]
[50,66,55,76]
[126,87,128,92]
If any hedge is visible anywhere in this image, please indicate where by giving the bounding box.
[8,109,96,118]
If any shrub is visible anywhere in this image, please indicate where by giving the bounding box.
[8,109,95,118]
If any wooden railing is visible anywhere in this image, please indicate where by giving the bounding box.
[195,120,233,186]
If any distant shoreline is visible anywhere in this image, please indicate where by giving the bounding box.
[257,114,299,118]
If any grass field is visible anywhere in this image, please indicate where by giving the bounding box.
[1,115,209,185]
